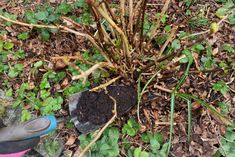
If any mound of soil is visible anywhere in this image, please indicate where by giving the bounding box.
[76,85,137,125]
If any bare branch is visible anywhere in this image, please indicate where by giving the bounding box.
[128,0,133,36]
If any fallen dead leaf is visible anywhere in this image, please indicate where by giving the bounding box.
[143,108,150,123]
[54,59,67,70]
[22,104,32,110]
[65,135,76,146]
[192,102,201,110]
[61,78,69,89]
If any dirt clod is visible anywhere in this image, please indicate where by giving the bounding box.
[76,85,137,125]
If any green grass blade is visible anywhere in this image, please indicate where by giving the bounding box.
[137,74,142,123]
[167,92,176,154]
[177,93,235,127]
[137,71,160,123]
[187,99,192,142]
[167,58,193,154]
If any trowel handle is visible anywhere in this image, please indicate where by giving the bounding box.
[0,116,57,142]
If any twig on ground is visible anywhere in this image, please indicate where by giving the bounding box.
[51,56,84,61]
[90,76,121,92]
[72,62,112,82]
[155,122,176,125]
[0,14,113,65]
[182,15,228,39]
[155,85,172,93]
[75,96,117,157]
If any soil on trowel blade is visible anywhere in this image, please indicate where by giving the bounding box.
[76,85,137,125]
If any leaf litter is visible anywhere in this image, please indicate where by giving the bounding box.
[0,0,234,157]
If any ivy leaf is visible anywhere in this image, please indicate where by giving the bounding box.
[40,29,50,41]
[34,61,43,68]
[160,143,169,155]
[8,64,23,78]
[212,81,229,95]
[164,25,171,33]
[2,12,17,26]
[218,102,231,114]
[3,42,14,50]
[17,32,29,40]
[223,44,234,53]
[40,89,50,99]
[21,110,31,122]
[41,96,63,115]
[14,49,26,59]
[171,39,181,50]
[40,78,50,89]
[35,11,48,21]
[141,132,152,143]
[228,15,235,25]
[216,7,228,19]
[191,43,205,53]
[56,2,72,15]
[134,148,141,157]
[25,11,37,23]
[140,151,149,157]
[150,138,161,152]
[122,118,140,136]
[181,49,193,64]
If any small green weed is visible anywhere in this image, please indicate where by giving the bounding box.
[80,127,119,157]
[8,64,24,78]
[80,118,168,157]
[215,126,235,157]
[217,102,231,115]
[212,81,229,95]
[133,148,149,157]
[17,32,29,40]
[44,140,60,157]
[200,44,216,70]
[122,118,140,136]
[223,44,235,53]
[215,0,235,25]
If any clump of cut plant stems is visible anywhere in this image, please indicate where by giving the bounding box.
[0,0,234,156]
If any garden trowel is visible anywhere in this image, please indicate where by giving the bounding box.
[68,85,137,134]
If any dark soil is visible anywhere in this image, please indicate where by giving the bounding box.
[76,85,137,125]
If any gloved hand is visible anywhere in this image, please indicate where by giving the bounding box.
[0,119,40,157]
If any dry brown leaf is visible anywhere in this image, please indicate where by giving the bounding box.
[143,108,150,123]
[61,78,69,89]
[54,59,67,70]
[65,136,76,146]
